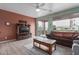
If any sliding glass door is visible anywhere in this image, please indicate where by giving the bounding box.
[36,20,48,36]
[36,21,44,36]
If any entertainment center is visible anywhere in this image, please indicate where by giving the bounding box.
[16,20,31,40]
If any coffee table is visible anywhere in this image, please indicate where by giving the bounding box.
[33,36,56,55]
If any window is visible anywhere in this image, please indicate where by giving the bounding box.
[52,18,79,31]
[53,19,70,27]
[37,21,43,30]
[45,22,48,30]
[74,18,79,26]
[37,21,44,35]
[37,21,43,28]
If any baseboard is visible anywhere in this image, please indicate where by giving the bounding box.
[0,39,16,44]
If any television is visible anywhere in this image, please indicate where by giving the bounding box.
[19,26,29,33]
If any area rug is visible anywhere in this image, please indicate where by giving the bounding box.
[24,44,49,55]
[24,44,72,55]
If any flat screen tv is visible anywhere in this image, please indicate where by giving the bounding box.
[19,26,29,33]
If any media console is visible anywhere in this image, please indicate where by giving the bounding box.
[16,20,31,40]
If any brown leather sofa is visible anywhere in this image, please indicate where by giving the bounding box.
[46,32,79,47]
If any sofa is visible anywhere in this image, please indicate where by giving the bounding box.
[46,32,79,47]
[72,40,79,55]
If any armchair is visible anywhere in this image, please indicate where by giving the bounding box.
[72,40,79,55]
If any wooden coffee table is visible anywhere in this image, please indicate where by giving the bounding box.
[33,37,56,55]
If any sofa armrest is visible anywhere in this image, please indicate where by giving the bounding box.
[73,40,79,44]
[72,43,79,55]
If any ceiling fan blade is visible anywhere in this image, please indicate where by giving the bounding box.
[39,3,45,7]
[40,8,52,12]
[35,3,45,8]
[36,3,39,8]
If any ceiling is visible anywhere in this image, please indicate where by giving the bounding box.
[0,3,79,18]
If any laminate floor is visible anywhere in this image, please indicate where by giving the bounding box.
[0,38,72,55]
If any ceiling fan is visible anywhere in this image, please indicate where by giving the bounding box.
[35,3,52,12]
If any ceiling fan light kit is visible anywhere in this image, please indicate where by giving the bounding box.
[36,8,40,12]
[35,3,52,12]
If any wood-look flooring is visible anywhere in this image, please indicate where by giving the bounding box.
[0,38,72,55]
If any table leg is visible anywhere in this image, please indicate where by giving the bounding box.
[48,45,52,55]
[33,40,34,46]
[54,43,56,50]
[33,39,35,47]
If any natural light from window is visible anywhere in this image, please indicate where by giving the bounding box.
[53,19,70,27]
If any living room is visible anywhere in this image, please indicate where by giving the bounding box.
[0,3,79,55]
